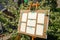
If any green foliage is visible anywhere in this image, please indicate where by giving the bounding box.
[0,0,19,33]
[21,35,30,40]
[44,0,57,11]
[48,11,60,40]
[0,0,5,3]
[0,0,60,40]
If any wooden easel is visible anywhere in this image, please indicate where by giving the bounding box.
[29,2,40,10]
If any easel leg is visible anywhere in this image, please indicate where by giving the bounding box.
[15,33,21,40]
[18,34,21,40]
[32,37,34,40]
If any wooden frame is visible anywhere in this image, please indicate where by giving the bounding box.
[18,10,49,39]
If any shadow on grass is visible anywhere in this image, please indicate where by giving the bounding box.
[35,38,46,40]
[35,34,58,40]
[47,34,58,40]
[53,8,60,12]
[7,33,58,40]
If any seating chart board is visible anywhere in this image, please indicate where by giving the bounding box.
[18,10,49,39]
